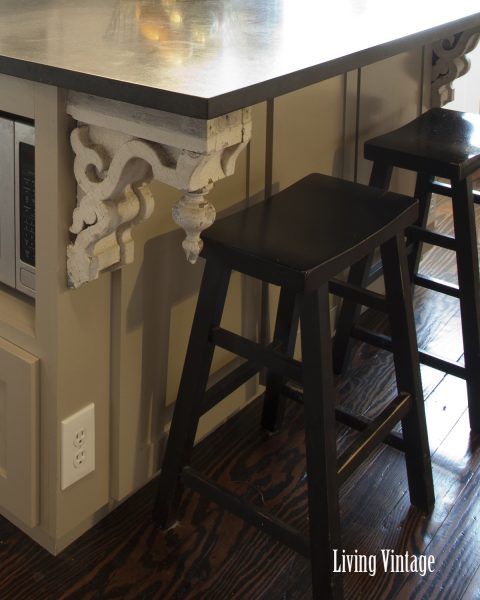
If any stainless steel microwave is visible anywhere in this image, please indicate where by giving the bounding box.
[0,116,35,298]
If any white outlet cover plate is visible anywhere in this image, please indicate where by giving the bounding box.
[61,403,95,490]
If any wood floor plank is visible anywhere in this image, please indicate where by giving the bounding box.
[341,410,480,599]
[461,565,480,600]
[392,449,480,599]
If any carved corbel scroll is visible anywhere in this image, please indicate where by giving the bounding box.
[66,93,251,288]
[431,28,480,107]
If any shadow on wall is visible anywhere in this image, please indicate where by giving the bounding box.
[132,226,204,479]
[349,90,417,195]
[123,196,263,486]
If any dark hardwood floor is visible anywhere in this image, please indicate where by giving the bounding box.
[1,194,480,599]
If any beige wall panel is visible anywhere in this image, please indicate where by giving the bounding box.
[270,79,345,327]
[111,147,252,500]
[449,44,480,113]
[272,77,345,190]
[0,286,35,345]
[33,83,68,538]
[56,280,111,538]
[0,73,34,119]
[0,338,39,527]
[34,83,111,540]
[356,50,423,193]
[248,102,268,199]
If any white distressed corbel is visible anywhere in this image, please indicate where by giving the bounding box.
[431,28,480,107]
[66,92,252,288]
[172,186,215,264]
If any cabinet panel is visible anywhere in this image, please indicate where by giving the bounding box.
[0,336,39,527]
[0,73,35,119]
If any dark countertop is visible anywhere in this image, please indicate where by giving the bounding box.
[0,0,479,118]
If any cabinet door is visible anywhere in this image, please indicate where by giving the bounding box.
[0,337,39,527]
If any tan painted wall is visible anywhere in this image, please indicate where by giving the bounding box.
[449,44,480,114]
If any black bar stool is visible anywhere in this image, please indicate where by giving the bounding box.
[154,173,434,599]
[333,108,480,432]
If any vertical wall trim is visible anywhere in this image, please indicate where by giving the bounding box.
[109,269,121,500]
[260,99,275,357]
[245,142,251,206]
[342,70,361,182]
[420,45,433,111]
[354,68,362,183]
[264,98,274,198]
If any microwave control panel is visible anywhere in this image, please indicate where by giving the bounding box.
[19,142,35,268]
[14,121,35,298]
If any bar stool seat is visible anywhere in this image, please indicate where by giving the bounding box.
[364,107,480,180]
[154,173,434,599]
[201,174,422,290]
[333,108,480,432]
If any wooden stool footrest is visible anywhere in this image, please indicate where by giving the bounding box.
[334,407,405,452]
[418,350,466,379]
[351,326,393,351]
[211,327,302,383]
[352,326,466,378]
[413,274,460,297]
[329,278,388,312]
[407,226,457,251]
[430,180,480,204]
[281,383,405,452]
[337,393,411,484]
[202,359,262,415]
[366,258,384,286]
[181,466,310,557]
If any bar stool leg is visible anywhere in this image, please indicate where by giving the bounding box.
[451,177,480,432]
[406,172,434,277]
[332,254,373,374]
[261,287,298,432]
[369,161,394,190]
[332,163,394,374]
[300,286,342,599]
[153,258,231,528]
[381,235,435,512]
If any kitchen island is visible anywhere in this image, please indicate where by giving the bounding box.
[0,0,478,553]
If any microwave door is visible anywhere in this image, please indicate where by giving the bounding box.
[0,117,16,289]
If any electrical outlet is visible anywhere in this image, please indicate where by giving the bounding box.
[73,448,86,468]
[61,403,95,490]
[73,427,86,448]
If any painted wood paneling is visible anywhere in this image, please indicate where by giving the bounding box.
[0,337,39,527]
